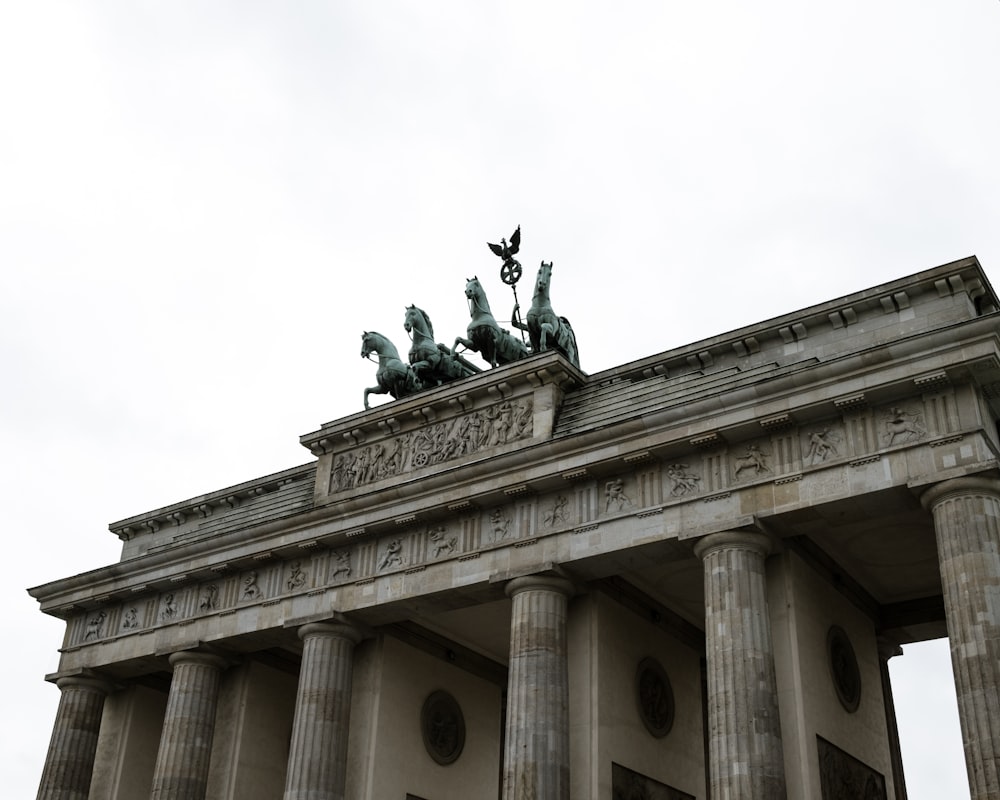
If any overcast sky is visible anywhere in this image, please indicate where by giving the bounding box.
[4,1,998,795]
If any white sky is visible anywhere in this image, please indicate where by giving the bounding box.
[3,1,996,795]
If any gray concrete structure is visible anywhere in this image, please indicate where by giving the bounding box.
[28,255,1000,798]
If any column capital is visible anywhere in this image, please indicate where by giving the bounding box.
[54,674,114,695]
[297,621,364,644]
[920,474,1000,511]
[167,649,229,671]
[693,530,774,561]
[505,574,575,599]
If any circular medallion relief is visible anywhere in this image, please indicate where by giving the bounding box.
[827,625,861,713]
[421,690,466,765]
[636,657,675,737]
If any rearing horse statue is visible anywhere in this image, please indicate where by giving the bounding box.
[404,305,480,386]
[360,331,422,410]
[512,261,580,368]
[453,277,529,367]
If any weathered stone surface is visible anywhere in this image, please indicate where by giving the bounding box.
[283,622,362,800]
[37,675,113,800]
[150,651,227,800]
[694,531,786,799]
[923,476,1000,800]
[502,575,574,800]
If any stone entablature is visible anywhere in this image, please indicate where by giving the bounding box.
[29,258,1000,674]
[110,463,316,560]
[302,351,585,507]
[49,390,997,660]
[585,256,994,391]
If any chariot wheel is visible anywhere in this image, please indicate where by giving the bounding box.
[500,260,522,286]
[412,451,430,468]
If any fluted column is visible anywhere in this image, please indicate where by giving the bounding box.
[150,650,228,800]
[693,531,786,800]
[36,675,113,800]
[283,622,363,800]
[502,575,574,800]
[922,476,1000,800]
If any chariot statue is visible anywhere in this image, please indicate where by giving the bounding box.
[512,260,579,368]
[453,276,529,367]
[360,331,422,410]
[404,305,480,385]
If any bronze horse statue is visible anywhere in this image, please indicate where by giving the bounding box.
[453,277,529,367]
[360,331,422,410]
[404,305,480,386]
[512,261,579,368]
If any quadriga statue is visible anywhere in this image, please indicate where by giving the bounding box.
[512,261,579,368]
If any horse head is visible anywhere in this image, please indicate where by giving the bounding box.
[464,276,482,300]
[535,261,553,298]
[361,331,375,359]
[403,305,434,339]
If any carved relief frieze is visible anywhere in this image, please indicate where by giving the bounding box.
[285,561,308,592]
[328,397,534,494]
[159,592,179,622]
[84,610,107,641]
[733,443,772,480]
[817,736,886,799]
[428,525,457,559]
[329,548,352,582]
[543,495,569,527]
[881,404,927,446]
[377,538,405,572]
[804,426,842,466]
[665,463,701,497]
[489,507,512,542]
[121,605,141,631]
[241,570,264,602]
[198,583,220,612]
[605,478,633,512]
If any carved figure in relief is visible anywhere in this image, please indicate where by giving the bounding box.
[490,508,511,541]
[379,539,404,571]
[605,479,633,511]
[199,584,219,611]
[453,277,529,367]
[361,331,423,410]
[544,495,569,527]
[331,549,351,579]
[160,594,177,621]
[807,428,840,464]
[242,571,263,601]
[512,261,580,368]
[85,611,106,640]
[734,444,771,477]
[286,561,307,591]
[331,397,535,494]
[429,526,457,558]
[666,464,701,496]
[122,607,139,630]
[883,407,926,445]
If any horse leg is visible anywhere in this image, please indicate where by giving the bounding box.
[453,336,475,355]
[364,385,389,410]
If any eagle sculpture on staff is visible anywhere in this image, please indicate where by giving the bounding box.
[488,225,522,285]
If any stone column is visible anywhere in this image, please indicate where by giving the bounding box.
[36,675,113,800]
[693,531,786,800]
[877,637,908,800]
[150,650,228,800]
[502,575,574,800]
[283,622,363,800]
[922,476,1000,800]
